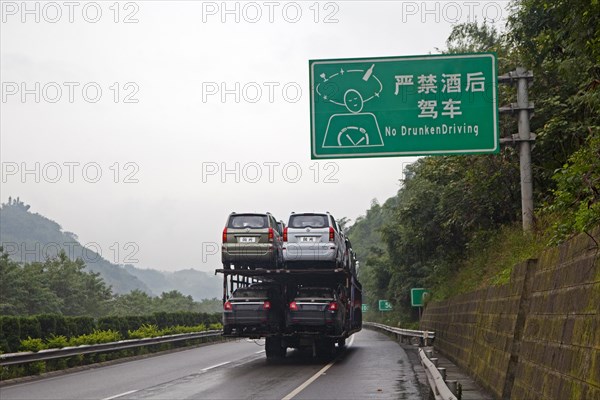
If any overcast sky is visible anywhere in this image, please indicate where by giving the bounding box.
[1,1,509,272]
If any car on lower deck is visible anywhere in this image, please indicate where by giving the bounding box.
[286,286,346,336]
[223,284,283,336]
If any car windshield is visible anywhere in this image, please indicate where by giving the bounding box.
[295,288,333,299]
[229,215,267,229]
[232,288,269,298]
[289,214,328,228]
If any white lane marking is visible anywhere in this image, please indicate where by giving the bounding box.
[255,350,266,354]
[200,361,231,372]
[101,390,138,400]
[281,335,355,400]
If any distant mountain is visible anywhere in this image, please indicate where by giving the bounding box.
[124,266,221,300]
[0,198,220,299]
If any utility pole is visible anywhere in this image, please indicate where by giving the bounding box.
[499,68,535,231]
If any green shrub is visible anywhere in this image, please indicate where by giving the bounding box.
[128,324,161,339]
[20,317,41,340]
[0,316,21,353]
[20,337,45,352]
[68,330,121,346]
[46,334,68,349]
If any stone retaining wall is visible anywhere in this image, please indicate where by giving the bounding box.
[420,228,599,399]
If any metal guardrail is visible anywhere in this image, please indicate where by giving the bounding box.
[0,330,222,366]
[363,322,435,345]
[419,348,458,400]
[364,322,458,400]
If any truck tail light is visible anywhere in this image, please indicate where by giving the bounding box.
[222,227,227,243]
[268,228,274,242]
[329,227,335,241]
[328,302,338,311]
[283,227,288,242]
[263,301,271,310]
[224,301,232,310]
[289,301,298,311]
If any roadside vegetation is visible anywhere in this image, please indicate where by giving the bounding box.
[0,249,222,317]
[350,0,600,324]
[0,313,222,379]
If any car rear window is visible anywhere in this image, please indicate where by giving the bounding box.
[296,288,333,299]
[228,214,267,228]
[233,288,269,298]
[289,214,328,228]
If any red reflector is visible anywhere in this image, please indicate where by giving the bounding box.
[289,301,298,311]
[328,302,338,311]
[283,227,288,242]
[222,227,227,243]
[263,301,271,310]
[329,226,335,241]
[224,301,232,311]
[268,227,274,242]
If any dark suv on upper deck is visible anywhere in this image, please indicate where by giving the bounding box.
[222,212,283,269]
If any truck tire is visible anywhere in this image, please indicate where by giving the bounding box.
[265,336,286,360]
[316,339,335,359]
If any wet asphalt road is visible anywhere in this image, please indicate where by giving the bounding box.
[1,330,425,400]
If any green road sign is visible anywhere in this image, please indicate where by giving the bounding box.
[378,300,393,311]
[411,288,431,307]
[309,53,498,159]
[361,304,369,312]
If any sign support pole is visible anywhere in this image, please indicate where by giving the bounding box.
[499,68,535,231]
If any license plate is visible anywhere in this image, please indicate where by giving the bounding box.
[302,305,320,310]
[301,237,316,242]
[239,237,256,243]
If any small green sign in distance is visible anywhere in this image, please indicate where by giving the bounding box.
[309,53,499,159]
[378,300,393,311]
[411,288,430,307]
[361,304,369,312]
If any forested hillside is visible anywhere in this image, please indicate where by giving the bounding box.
[0,198,151,295]
[349,0,600,323]
[0,199,222,316]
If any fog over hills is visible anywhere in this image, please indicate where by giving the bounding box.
[0,198,220,299]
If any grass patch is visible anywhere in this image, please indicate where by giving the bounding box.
[432,219,551,300]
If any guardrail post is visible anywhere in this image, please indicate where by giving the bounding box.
[447,380,458,396]
[438,367,447,381]
[431,357,438,367]
[425,349,433,359]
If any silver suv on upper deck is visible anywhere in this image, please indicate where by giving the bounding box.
[282,212,347,269]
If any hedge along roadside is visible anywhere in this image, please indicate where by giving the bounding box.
[1,327,225,381]
[0,312,221,354]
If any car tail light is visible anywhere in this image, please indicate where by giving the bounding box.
[328,302,338,311]
[329,227,335,241]
[224,301,232,310]
[263,301,271,310]
[283,227,288,242]
[289,301,298,311]
[268,227,274,242]
[222,227,227,243]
